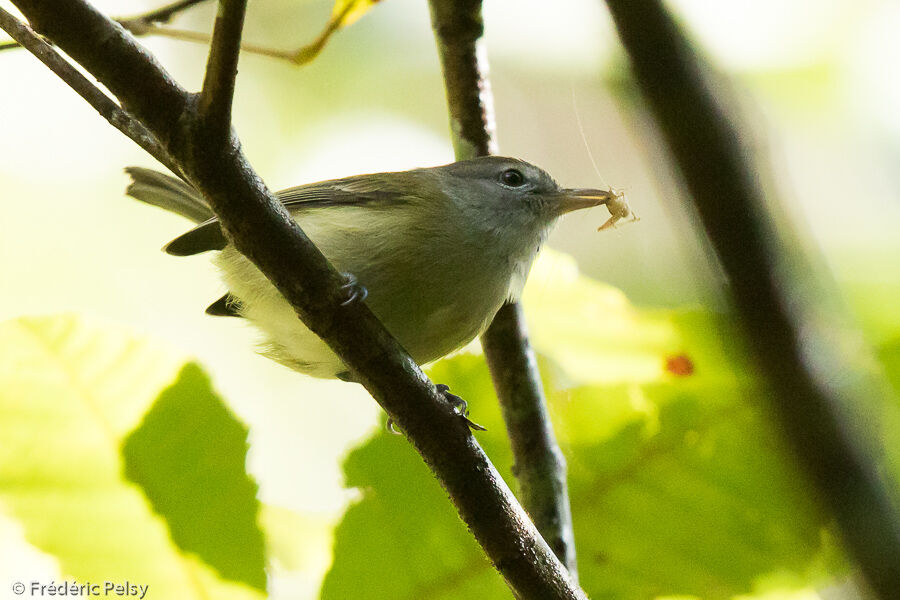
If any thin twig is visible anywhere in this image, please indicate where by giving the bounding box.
[0,7,180,176]
[3,0,353,65]
[7,0,585,596]
[603,0,900,597]
[138,25,296,61]
[198,0,247,142]
[132,0,357,66]
[126,0,210,26]
[427,0,580,579]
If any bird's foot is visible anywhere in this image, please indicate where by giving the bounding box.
[437,384,487,431]
[384,384,486,434]
[339,272,369,306]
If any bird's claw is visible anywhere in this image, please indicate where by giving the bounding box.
[339,272,369,306]
[436,384,486,431]
[383,385,487,433]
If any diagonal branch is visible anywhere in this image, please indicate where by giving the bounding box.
[198,0,246,142]
[2,1,585,597]
[427,0,579,579]
[0,6,179,175]
[603,0,900,597]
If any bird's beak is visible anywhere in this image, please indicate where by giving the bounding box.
[550,188,616,215]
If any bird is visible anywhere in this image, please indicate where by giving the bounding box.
[125,156,616,380]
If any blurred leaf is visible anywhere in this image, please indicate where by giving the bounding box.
[122,363,266,590]
[319,354,511,600]
[879,337,900,394]
[0,315,264,599]
[522,251,681,386]
[332,0,381,27]
[322,257,845,599]
[564,381,838,599]
[875,336,900,494]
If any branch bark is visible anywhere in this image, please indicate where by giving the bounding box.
[428,0,579,578]
[2,2,584,598]
[482,303,578,579]
[197,0,246,143]
[603,0,900,596]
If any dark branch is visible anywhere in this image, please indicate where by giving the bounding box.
[6,0,584,597]
[482,303,578,579]
[198,0,246,142]
[603,0,900,596]
[427,0,579,579]
[427,0,496,159]
[0,7,179,175]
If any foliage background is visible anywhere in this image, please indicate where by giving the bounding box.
[1,0,899,598]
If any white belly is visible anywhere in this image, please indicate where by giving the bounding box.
[211,206,525,378]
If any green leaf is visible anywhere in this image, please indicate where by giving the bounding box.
[563,381,837,599]
[522,251,682,386]
[0,315,264,599]
[322,257,844,599]
[122,363,266,591]
[320,354,511,600]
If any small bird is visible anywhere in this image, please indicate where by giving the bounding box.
[126,156,617,380]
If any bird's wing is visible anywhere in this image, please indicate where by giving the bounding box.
[163,176,412,256]
[278,175,412,209]
[125,167,214,223]
[164,219,228,256]
[206,293,243,317]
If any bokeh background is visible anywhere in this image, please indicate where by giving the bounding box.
[2,0,899,598]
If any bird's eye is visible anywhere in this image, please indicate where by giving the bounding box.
[499,168,526,187]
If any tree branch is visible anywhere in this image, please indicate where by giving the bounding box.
[3,1,585,597]
[482,303,578,579]
[198,0,246,143]
[603,0,900,596]
[427,0,579,579]
[0,6,179,175]
[427,0,496,160]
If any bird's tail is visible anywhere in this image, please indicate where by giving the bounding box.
[124,167,214,224]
